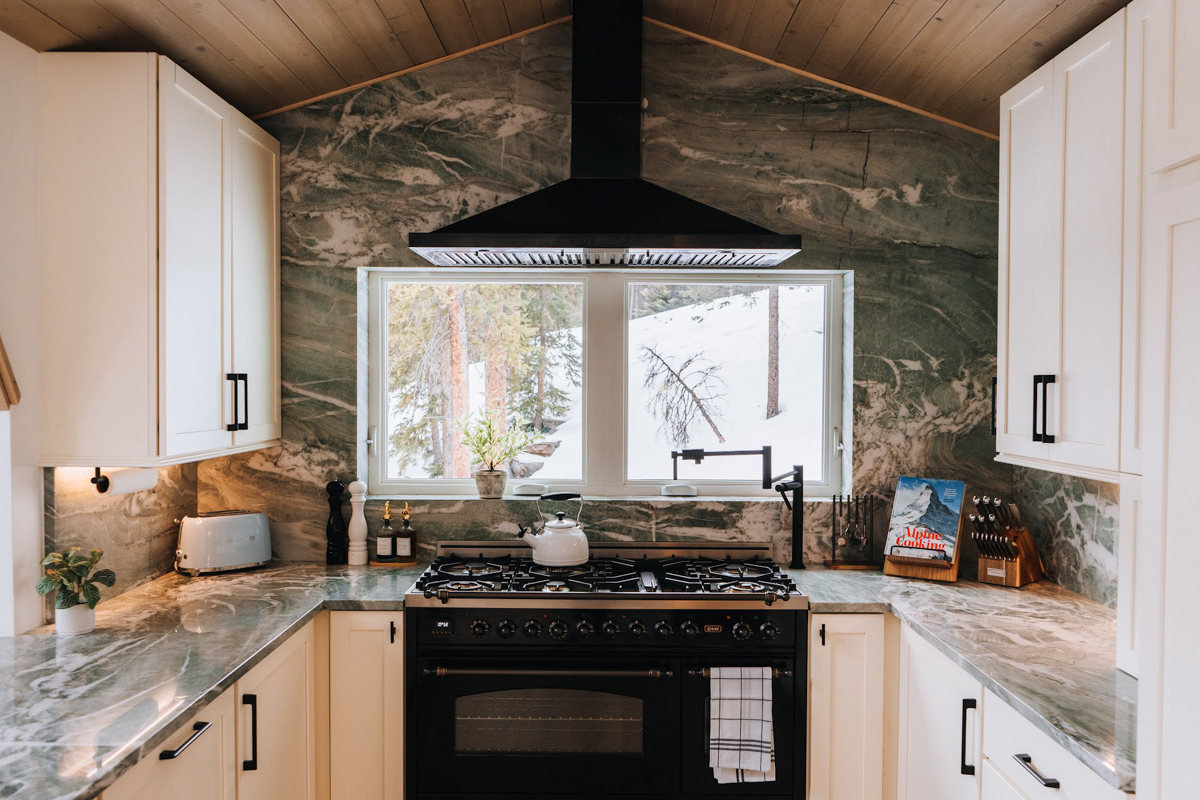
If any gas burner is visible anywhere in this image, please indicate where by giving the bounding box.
[542,581,570,592]
[439,560,506,579]
[443,580,490,592]
[529,564,596,580]
[706,562,774,580]
[723,580,772,593]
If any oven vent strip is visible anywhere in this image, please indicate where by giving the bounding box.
[431,541,778,559]
[423,667,674,679]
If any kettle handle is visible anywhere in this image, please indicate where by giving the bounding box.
[536,492,584,525]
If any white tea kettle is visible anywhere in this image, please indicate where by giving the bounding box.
[518,492,589,566]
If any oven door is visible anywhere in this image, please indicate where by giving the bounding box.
[413,656,681,796]
[681,658,799,798]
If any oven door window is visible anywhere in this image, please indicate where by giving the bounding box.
[455,688,643,754]
[415,658,680,795]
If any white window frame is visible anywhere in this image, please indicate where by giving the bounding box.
[367,268,845,498]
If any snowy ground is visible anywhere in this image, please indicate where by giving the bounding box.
[393,286,829,484]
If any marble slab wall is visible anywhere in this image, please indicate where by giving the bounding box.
[195,21,1008,568]
[1013,466,1119,607]
[43,465,196,598]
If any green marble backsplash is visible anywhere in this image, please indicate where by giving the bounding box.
[43,22,1117,606]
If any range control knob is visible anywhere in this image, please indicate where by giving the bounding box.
[470,619,491,638]
[523,620,543,639]
[576,620,595,639]
[732,621,753,641]
[628,619,648,639]
[496,619,517,639]
[759,621,780,641]
[601,620,620,639]
[654,621,675,639]
[680,620,700,639]
[548,619,570,639]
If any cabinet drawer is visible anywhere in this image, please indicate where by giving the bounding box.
[981,689,1124,800]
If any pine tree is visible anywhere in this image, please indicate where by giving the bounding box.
[447,287,470,478]
[511,284,582,434]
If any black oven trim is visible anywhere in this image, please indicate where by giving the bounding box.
[405,607,807,800]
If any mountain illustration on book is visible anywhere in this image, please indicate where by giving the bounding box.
[885,477,966,561]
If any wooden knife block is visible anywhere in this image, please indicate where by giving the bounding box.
[976,527,1044,588]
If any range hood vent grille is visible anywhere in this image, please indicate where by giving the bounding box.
[414,248,794,268]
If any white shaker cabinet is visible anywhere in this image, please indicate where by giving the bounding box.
[896,625,982,800]
[39,53,280,467]
[996,9,1128,480]
[330,612,405,800]
[103,688,238,800]
[1143,0,1200,173]
[808,614,884,800]
[237,619,320,800]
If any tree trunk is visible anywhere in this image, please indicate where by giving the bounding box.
[766,286,780,419]
[439,347,453,478]
[485,315,507,433]
[534,285,548,432]
[447,287,471,477]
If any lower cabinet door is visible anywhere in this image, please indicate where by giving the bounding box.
[236,620,317,800]
[103,688,237,800]
[982,758,1029,800]
[330,612,405,800]
[896,625,983,800]
[808,614,884,800]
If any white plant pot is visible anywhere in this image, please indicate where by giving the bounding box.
[55,603,95,636]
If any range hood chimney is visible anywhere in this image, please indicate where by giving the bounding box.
[408,0,802,268]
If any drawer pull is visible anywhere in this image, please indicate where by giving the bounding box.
[960,698,977,775]
[159,721,211,760]
[1014,753,1060,788]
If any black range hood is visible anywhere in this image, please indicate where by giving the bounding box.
[408,0,802,268]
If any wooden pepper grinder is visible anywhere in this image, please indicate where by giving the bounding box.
[325,480,348,565]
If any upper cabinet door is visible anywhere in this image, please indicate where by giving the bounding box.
[159,59,235,457]
[1144,0,1200,173]
[1049,11,1126,473]
[997,62,1059,463]
[230,112,282,448]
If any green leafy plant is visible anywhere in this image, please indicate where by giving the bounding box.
[459,411,538,472]
[36,548,116,610]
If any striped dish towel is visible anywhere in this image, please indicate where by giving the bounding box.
[709,666,775,784]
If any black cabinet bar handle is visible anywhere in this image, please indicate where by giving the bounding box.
[227,373,240,432]
[159,721,211,760]
[238,374,249,431]
[390,620,397,644]
[242,693,258,771]
[1014,754,1060,788]
[1041,375,1055,444]
[1032,375,1043,442]
[819,623,826,646]
[960,698,977,775]
[687,667,793,678]
[991,376,997,436]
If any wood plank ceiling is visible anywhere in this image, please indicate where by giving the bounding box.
[0,0,1128,135]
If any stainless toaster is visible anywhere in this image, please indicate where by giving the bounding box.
[175,511,272,575]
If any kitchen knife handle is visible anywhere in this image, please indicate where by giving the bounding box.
[960,698,977,775]
[242,693,258,771]
[1041,375,1055,444]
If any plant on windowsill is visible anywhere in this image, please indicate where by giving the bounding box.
[460,411,538,499]
[36,548,116,635]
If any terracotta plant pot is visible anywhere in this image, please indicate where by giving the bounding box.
[473,469,508,499]
[55,603,95,635]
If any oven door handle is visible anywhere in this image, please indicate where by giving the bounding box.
[422,667,674,678]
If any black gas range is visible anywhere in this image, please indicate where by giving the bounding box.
[404,542,807,800]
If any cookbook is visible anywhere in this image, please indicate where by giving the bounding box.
[884,477,965,562]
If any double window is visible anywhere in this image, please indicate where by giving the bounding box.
[367,270,844,497]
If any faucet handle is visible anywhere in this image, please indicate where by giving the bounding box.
[775,484,794,511]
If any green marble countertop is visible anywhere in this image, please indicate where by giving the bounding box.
[0,562,1133,799]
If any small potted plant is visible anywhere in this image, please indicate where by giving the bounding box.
[460,411,537,499]
[36,548,116,635]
